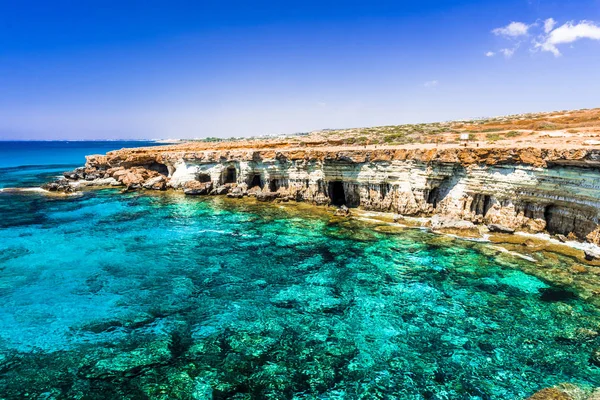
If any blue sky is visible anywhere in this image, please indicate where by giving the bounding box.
[1,0,599,140]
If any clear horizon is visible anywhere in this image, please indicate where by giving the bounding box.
[1,1,600,140]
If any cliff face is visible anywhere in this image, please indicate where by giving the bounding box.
[78,146,600,244]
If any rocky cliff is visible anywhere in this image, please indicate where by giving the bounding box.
[54,145,600,245]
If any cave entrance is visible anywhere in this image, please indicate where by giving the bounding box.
[269,179,279,192]
[249,174,263,189]
[381,183,391,198]
[471,194,492,216]
[328,181,346,206]
[223,167,237,184]
[147,162,169,176]
[197,173,211,183]
[427,187,441,208]
[544,204,567,235]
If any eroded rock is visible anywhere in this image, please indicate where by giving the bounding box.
[209,184,231,196]
[143,176,167,191]
[42,179,76,193]
[52,144,600,245]
[183,181,212,195]
[256,191,279,202]
[488,224,516,234]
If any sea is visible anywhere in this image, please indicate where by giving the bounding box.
[0,141,599,399]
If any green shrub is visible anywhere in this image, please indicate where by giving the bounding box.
[486,133,501,141]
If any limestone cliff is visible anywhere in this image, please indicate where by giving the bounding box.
[60,146,600,245]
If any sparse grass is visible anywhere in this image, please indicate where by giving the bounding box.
[195,107,600,149]
[479,128,504,133]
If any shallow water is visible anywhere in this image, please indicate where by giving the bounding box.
[1,145,600,399]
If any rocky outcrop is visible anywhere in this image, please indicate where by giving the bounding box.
[182,181,212,195]
[57,145,600,245]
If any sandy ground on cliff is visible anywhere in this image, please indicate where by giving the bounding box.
[117,107,600,154]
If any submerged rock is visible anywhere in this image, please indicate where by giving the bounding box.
[539,287,577,302]
[527,388,572,400]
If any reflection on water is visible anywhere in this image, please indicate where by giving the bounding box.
[1,188,600,398]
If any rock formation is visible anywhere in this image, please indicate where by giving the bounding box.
[55,145,600,245]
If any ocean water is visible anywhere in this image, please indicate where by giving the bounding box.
[0,142,599,399]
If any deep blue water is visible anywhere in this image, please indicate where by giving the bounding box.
[0,141,164,189]
[0,142,599,399]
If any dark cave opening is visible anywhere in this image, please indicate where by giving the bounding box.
[544,204,577,236]
[381,183,391,198]
[544,205,558,234]
[471,194,493,216]
[482,195,492,216]
[427,187,441,208]
[147,162,169,176]
[328,181,346,206]
[197,173,211,183]
[223,167,237,184]
[249,174,263,189]
[269,179,279,192]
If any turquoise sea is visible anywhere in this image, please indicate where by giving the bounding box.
[0,141,599,399]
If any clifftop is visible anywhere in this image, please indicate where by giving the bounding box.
[88,107,600,168]
[88,146,600,170]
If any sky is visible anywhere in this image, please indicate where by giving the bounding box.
[1,0,599,140]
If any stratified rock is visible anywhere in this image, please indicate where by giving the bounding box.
[488,224,515,234]
[60,142,600,244]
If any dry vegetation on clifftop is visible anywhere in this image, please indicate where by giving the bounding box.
[159,107,600,151]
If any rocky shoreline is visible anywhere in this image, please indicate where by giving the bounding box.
[44,145,600,252]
